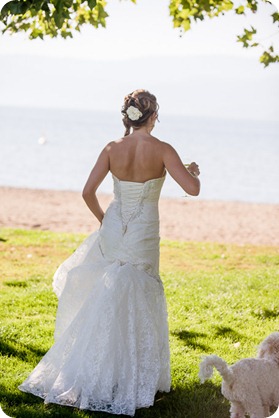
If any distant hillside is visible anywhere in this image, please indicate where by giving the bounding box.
[0,53,278,120]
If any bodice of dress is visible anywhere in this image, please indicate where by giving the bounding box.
[98,174,165,279]
[112,174,165,233]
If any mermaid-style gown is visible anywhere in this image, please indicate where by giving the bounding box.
[19,174,171,416]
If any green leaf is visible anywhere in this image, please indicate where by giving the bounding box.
[1,2,11,17]
[61,29,73,37]
[20,22,31,31]
[221,0,233,12]
[53,10,65,28]
[63,0,73,7]
[259,47,279,67]
[1,1,25,16]
[41,1,51,13]
[87,0,96,9]
[30,28,44,39]
[182,17,191,31]
[235,5,245,14]
[246,0,258,12]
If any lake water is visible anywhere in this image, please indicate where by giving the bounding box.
[0,106,278,203]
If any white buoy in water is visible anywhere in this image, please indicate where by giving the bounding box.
[38,135,47,145]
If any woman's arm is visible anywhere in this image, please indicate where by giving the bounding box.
[82,145,111,223]
[162,142,200,196]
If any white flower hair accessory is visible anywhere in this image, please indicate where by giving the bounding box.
[126,105,143,121]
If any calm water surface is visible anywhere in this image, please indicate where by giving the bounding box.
[0,106,278,204]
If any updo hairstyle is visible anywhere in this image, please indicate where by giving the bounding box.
[121,89,159,136]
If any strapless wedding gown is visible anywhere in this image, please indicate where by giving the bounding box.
[19,174,171,416]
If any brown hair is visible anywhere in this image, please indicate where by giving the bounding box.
[121,89,159,136]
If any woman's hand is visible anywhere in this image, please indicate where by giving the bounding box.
[186,162,200,177]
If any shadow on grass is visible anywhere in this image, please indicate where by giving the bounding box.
[4,281,28,288]
[0,340,47,362]
[1,381,229,418]
[171,330,210,352]
[147,382,229,418]
[1,387,114,418]
[213,326,244,341]
[253,308,279,320]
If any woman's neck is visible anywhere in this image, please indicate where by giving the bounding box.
[132,125,154,135]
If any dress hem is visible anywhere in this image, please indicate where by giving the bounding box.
[18,385,171,416]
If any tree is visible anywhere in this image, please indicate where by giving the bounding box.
[169,0,279,67]
[0,0,278,66]
[0,0,110,39]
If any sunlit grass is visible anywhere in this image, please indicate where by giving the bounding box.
[1,228,278,418]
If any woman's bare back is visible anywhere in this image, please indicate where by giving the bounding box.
[82,129,200,223]
[108,132,166,183]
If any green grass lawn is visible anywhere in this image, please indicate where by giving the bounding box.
[0,228,278,418]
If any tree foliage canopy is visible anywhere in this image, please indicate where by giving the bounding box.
[169,0,279,66]
[0,0,109,39]
[0,0,278,66]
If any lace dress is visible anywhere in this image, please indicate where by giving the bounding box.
[19,174,171,416]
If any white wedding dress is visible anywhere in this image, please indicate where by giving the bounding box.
[19,174,171,416]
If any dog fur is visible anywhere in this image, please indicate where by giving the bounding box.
[199,332,279,418]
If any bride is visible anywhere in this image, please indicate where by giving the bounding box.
[19,89,200,416]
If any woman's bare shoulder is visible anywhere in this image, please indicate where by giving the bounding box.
[148,135,173,147]
[156,139,177,154]
[109,137,124,145]
[103,137,126,151]
[104,136,176,154]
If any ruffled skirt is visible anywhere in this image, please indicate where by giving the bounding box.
[19,232,170,416]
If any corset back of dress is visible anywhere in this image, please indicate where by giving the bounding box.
[113,174,165,229]
[98,174,165,279]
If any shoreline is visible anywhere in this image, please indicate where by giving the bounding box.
[1,186,279,246]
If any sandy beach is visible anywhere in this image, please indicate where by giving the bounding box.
[0,186,278,246]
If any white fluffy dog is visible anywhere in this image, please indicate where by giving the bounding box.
[199,332,279,418]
